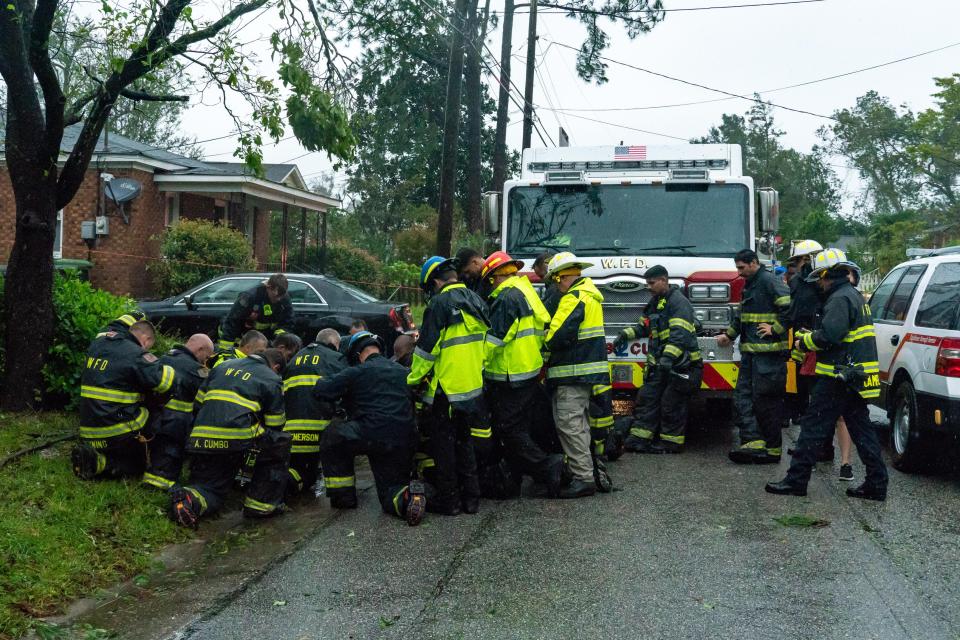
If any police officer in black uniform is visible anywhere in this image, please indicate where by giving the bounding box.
[616,265,703,454]
[721,249,793,464]
[217,274,296,350]
[142,334,214,490]
[282,328,347,495]
[315,331,428,526]
[72,321,176,480]
[766,249,888,501]
[169,349,291,527]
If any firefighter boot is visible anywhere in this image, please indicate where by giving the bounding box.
[169,488,201,529]
[558,478,596,499]
[624,435,655,453]
[546,454,566,498]
[404,480,428,526]
[71,443,103,480]
[728,441,768,464]
[651,440,683,454]
[604,428,626,462]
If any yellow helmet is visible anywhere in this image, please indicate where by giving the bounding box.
[789,239,823,261]
[546,251,593,279]
[805,248,849,282]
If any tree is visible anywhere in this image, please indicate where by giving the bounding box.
[0,0,355,409]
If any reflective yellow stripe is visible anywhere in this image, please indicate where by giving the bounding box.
[546,361,610,379]
[283,374,322,392]
[153,365,175,393]
[117,314,137,327]
[767,447,782,456]
[815,363,838,377]
[325,475,356,488]
[668,318,696,333]
[142,472,175,489]
[578,325,605,340]
[196,390,207,403]
[740,341,789,352]
[660,433,685,444]
[656,328,671,340]
[861,361,880,373]
[470,427,492,439]
[202,390,261,412]
[630,427,653,440]
[740,439,766,450]
[440,334,485,348]
[79,407,149,439]
[291,444,321,454]
[774,295,791,306]
[81,385,141,404]
[264,413,286,427]
[392,486,407,517]
[243,496,277,513]
[288,468,302,483]
[843,326,876,342]
[217,339,234,350]
[589,415,614,428]
[662,344,683,358]
[803,332,819,351]
[771,321,785,334]
[164,398,194,412]
[592,384,612,395]
[190,423,264,440]
[741,313,777,322]
[183,487,208,513]
[284,419,330,431]
[860,389,881,398]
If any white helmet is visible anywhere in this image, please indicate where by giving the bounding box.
[789,239,823,261]
[805,247,849,282]
[546,251,593,279]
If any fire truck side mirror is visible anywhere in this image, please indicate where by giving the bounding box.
[483,192,501,235]
[758,188,780,233]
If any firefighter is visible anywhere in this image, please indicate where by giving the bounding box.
[283,328,347,495]
[533,252,561,314]
[206,330,268,369]
[481,251,564,495]
[616,265,703,454]
[217,274,295,349]
[169,349,291,527]
[316,332,428,526]
[142,334,214,490]
[72,321,176,480]
[719,249,792,464]
[273,332,303,364]
[408,256,489,515]
[455,247,487,298]
[766,249,888,501]
[544,252,611,499]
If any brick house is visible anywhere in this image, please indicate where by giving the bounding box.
[0,125,340,297]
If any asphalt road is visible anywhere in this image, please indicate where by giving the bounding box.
[173,408,960,640]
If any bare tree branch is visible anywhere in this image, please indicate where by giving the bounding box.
[119,88,190,102]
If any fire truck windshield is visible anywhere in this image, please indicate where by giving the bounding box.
[506,183,750,257]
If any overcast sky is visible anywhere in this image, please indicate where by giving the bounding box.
[185,0,960,212]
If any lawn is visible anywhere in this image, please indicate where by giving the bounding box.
[0,412,190,639]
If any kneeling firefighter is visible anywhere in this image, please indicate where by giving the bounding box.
[481,251,565,496]
[616,265,703,454]
[315,331,427,526]
[169,349,291,527]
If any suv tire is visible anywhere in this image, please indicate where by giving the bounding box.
[890,381,934,473]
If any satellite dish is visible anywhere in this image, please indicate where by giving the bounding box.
[104,178,142,204]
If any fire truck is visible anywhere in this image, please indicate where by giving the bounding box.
[483,143,781,405]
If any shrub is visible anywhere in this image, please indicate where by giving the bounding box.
[393,226,435,265]
[149,219,256,298]
[324,242,383,290]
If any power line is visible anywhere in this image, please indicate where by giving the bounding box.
[547,39,838,121]
[548,39,960,113]
[522,0,825,13]
[557,111,691,141]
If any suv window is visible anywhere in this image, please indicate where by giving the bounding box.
[869,267,905,319]
[288,280,325,304]
[915,262,960,330]
[878,265,926,323]
[190,278,259,303]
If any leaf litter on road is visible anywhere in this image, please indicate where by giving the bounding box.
[774,514,830,528]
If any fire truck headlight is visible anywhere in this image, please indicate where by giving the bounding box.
[709,308,731,323]
[694,309,707,322]
[709,285,730,300]
[689,285,710,300]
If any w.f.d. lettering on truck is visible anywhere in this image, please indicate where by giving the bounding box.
[486,143,779,402]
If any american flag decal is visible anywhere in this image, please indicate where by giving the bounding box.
[614,145,647,160]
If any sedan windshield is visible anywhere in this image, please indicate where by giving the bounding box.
[506,183,750,257]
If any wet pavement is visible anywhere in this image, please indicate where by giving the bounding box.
[80,406,960,640]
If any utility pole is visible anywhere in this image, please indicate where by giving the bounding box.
[491,0,515,193]
[521,0,538,150]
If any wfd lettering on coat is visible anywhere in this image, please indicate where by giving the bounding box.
[224,368,252,380]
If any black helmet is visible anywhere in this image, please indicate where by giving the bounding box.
[346,330,385,364]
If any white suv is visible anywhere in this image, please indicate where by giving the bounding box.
[868,247,960,472]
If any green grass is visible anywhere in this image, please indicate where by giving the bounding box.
[773,514,831,528]
[410,304,425,328]
[0,412,190,639]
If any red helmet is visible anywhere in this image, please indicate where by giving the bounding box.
[481,251,523,279]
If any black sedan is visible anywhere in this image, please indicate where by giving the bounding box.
[139,272,415,350]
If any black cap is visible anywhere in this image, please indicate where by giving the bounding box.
[645,265,668,279]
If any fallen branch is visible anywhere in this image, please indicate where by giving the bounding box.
[0,433,76,470]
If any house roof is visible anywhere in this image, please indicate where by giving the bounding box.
[1,124,338,210]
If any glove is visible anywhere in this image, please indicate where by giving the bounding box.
[657,357,674,374]
[790,348,804,363]
[613,328,634,351]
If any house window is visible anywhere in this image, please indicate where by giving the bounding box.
[53,210,63,259]
[165,194,180,227]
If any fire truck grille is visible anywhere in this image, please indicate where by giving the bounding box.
[601,289,654,330]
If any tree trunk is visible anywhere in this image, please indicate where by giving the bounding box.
[491,0,514,196]
[436,0,476,256]
[1,176,58,410]
[463,0,490,235]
